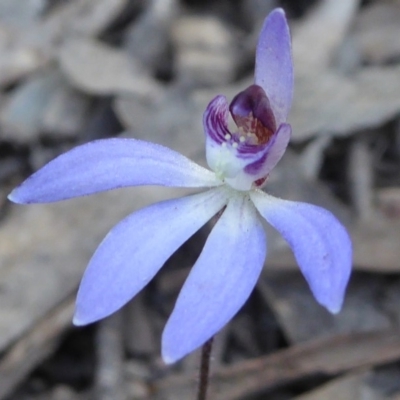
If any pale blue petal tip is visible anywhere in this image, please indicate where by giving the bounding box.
[72,309,95,326]
[329,305,341,315]
[72,314,86,327]
[73,313,100,326]
[7,192,15,202]
[161,352,175,365]
[161,342,189,365]
[7,190,21,204]
[324,300,342,315]
[273,7,285,16]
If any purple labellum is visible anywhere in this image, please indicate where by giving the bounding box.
[230,84,277,148]
[203,83,291,190]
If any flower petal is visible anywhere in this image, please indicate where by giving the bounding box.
[244,123,291,179]
[251,190,352,313]
[74,187,229,326]
[162,194,266,363]
[9,138,221,204]
[255,8,293,125]
[203,95,230,145]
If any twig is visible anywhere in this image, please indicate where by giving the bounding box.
[197,337,214,400]
[0,296,75,400]
[95,312,126,400]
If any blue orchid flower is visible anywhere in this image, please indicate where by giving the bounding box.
[8,9,352,364]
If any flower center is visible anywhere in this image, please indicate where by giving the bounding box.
[229,85,276,146]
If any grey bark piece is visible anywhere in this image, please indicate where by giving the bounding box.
[292,0,360,74]
[124,360,151,399]
[0,69,89,141]
[48,386,85,400]
[352,2,400,64]
[0,0,130,88]
[293,371,383,400]
[115,87,206,162]
[350,217,400,272]
[0,70,62,142]
[58,38,161,97]
[298,135,331,180]
[96,313,127,400]
[258,273,393,344]
[0,0,46,27]
[124,293,158,356]
[241,0,277,27]
[0,26,47,87]
[41,84,91,139]
[289,66,400,141]
[377,187,400,219]
[0,296,75,399]
[124,0,178,72]
[296,365,400,400]
[171,15,237,86]
[348,136,374,220]
[38,0,129,39]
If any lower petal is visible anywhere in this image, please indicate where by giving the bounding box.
[251,190,352,313]
[74,187,229,325]
[162,194,266,363]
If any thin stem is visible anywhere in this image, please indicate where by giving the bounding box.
[197,337,214,400]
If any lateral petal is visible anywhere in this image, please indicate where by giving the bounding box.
[251,190,352,314]
[203,94,231,145]
[9,138,221,204]
[255,8,293,125]
[162,194,266,363]
[74,187,229,325]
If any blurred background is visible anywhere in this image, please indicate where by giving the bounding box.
[1,0,400,399]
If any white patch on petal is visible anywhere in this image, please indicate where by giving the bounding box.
[206,139,246,180]
[225,174,254,191]
[205,138,262,191]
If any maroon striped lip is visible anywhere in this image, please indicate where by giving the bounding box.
[229,84,276,148]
